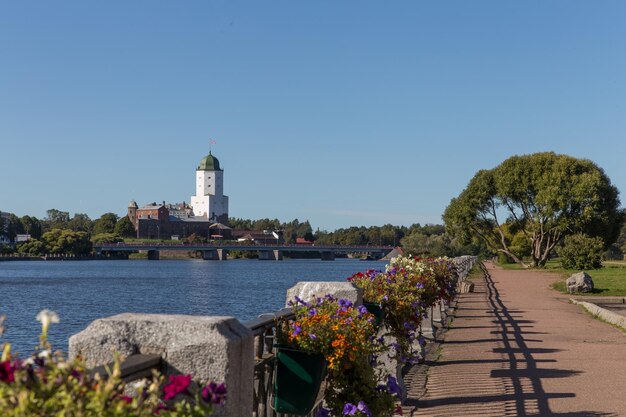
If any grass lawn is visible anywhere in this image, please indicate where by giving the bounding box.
[499,259,626,296]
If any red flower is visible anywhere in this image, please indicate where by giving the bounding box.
[162,374,192,400]
[0,360,15,383]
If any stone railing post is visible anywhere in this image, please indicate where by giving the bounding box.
[69,314,253,417]
[285,281,362,306]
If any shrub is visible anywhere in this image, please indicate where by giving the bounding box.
[558,233,604,270]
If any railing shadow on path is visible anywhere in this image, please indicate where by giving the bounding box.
[404,262,616,417]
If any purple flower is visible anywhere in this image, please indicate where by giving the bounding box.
[294,296,310,306]
[316,407,331,417]
[357,401,372,416]
[343,401,372,416]
[357,305,368,317]
[309,333,317,340]
[308,308,318,317]
[292,324,302,337]
[201,381,227,405]
[416,282,425,289]
[338,299,353,311]
[387,375,402,396]
[418,335,426,347]
[343,403,357,415]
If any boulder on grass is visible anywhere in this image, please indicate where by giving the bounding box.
[566,272,594,294]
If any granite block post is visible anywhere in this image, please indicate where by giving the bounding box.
[285,282,362,306]
[69,314,253,417]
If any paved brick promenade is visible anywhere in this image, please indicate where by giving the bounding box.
[403,262,626,417]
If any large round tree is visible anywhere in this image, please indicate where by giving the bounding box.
[443,152,623,267]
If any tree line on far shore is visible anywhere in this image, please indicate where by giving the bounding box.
[4,153,626,267]
[0,208,482,258]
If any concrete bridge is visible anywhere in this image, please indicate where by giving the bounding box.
[93,242,395,261]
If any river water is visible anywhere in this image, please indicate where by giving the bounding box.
[0,258,385,356]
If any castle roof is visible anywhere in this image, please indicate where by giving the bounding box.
[197,152,222,171]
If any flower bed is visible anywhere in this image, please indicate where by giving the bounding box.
[277,295,398,417]
[348,256,459,364]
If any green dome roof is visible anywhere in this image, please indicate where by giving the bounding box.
[197,152,222,171]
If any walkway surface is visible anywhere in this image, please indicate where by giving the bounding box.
[403,262,626,417]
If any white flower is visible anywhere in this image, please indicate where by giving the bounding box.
[36,309,60,327]
[38,349,51,359]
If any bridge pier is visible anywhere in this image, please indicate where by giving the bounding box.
[320,251,335,261]
[147,250,160,260]
[202,249,228,261]
[258,250,283,261]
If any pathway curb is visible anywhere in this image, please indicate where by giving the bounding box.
[570,298,626,331]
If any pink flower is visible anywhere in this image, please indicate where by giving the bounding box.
[162,374,192,400]
[119,395,133,404]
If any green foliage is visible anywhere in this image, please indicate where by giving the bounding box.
[16,239,47,255]
[41,229,92,255]
[91,233,124,244]
[20,215,42,239]
[617,220,626,255]
[550,262,626,296]
[68,213,93,233]
[400,232,450,257]
[43,209,70,231]
[93,213,119,235]
[444,152,623,268]
[0,245,15,254]
[558,233,604,270]
[114,216,136,238]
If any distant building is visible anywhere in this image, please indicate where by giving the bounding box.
[16,234,31,242]
[128,151,230,240]
[190,152,229,224]
[233,230,284,245]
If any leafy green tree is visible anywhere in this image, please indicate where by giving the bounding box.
[444,152,623,268]
[21,215,43,239]
[68,213,93,233]
[17,238,47,255]
[617,222,626,255]
[401,232,450,257]
[5,214,25,241]
[91,233,123,244]
[43,209,70,231]
[41,229,92,255]
[92,213,119,235]
[114,216,136,238]
[558,233,604,270]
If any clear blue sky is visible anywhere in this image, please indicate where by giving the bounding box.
[1,1,625,231]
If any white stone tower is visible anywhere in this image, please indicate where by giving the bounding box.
[190,152,229,223]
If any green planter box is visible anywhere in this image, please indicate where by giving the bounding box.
[273,346,327,415]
